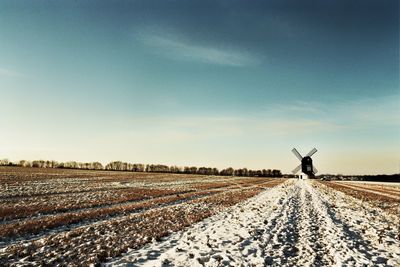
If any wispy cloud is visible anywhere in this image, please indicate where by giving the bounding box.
[103,94,399,147]
[267,95,400,129]
[113,114,343,145]
[339,95,400,126]
[133,95,400,142]
[0,68,22,77]
[136,31,260,67]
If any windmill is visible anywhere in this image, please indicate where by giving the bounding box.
[292,148,318,179]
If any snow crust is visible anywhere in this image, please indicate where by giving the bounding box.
[108,180,400,267]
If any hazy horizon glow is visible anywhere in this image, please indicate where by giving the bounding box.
[1,0,399,175]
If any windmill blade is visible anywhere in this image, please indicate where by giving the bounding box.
[306,148,318,157]
[292,164,302,174]
[292,148,303,161]
[313,166,318,174]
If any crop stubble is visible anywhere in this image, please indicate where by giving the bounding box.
[0,167,284,266]
[318,181,400,215]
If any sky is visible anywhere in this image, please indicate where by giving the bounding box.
[0,0,399,175]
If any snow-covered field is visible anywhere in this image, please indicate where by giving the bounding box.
[1,167,399,266]
[337,181,400,187]
[109,180,400,267]
[0,167,282,266]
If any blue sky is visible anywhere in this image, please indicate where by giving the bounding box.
[0,0,399,174]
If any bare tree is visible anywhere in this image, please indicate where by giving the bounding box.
[272,169,282,177]
[2,156,282,178]
[19,160,32,167]
[169,165,183,173]
[0,159,9,166]
[220,167,234,176]
[132,163,145,172]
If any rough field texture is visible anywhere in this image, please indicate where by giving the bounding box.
[0,167,283,266]
[1,167,399,267]
[109,180,400,267]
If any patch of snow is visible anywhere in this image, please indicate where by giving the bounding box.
[107,180,400,266]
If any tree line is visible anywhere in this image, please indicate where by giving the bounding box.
[0,158,282,177]
[319,173,400,182]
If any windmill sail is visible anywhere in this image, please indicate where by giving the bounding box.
[313,166,318,174]
[291,148,303,161]
[306,148,318,157]
[292,164,301,174]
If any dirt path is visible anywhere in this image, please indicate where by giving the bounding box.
[108,180,400,266]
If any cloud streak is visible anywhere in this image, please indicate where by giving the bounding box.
[136,31,260,67]
[111,94,399,146]
[268,95,400,129]
[114,114,343,145]
[0,68,21,77]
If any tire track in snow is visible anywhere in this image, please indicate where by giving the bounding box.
[304,181,372,265]
[260,183,300,266]
[313,182,400,266]
[295,181,333,266]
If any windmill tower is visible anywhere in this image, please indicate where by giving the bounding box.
[292,148,318,179]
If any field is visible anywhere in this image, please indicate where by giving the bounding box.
[0,167,283,266]
[1,167,399,266]
[108,179,400,266]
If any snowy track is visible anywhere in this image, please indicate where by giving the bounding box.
[108,180,400,266]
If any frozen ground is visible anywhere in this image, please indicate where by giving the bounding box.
[337,181,400,187]
[108,180,400,267]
